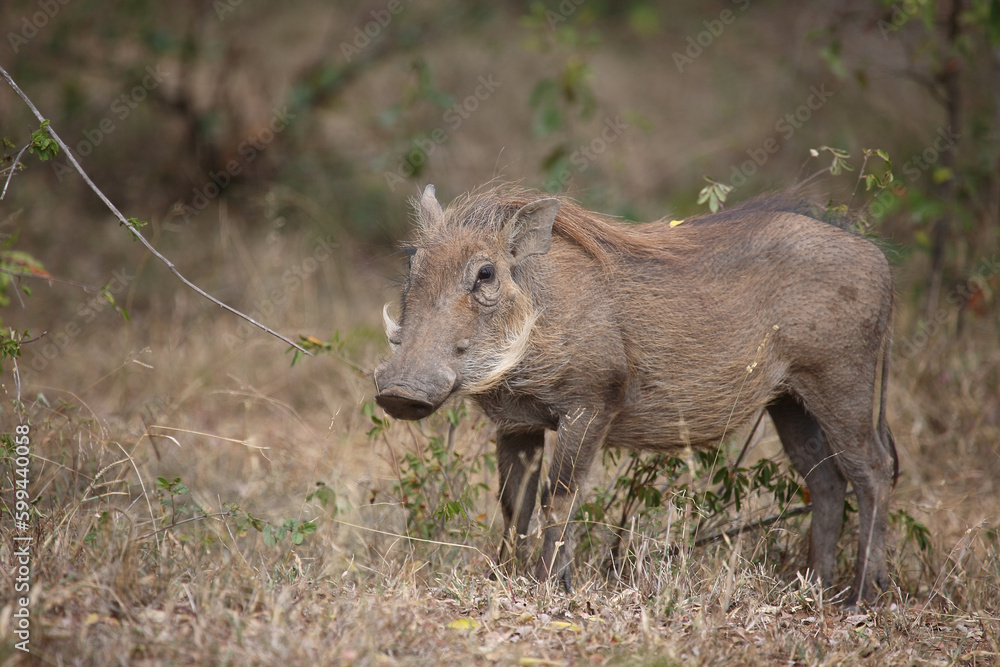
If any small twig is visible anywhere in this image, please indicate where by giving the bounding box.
[847,152,872,213]
[137,511,234,540]
[732,409,766,470]
[0,64,309,355]
[12,356,24,421]
[694,504,814,547]
[792,165,835,192]
[1,141,30,200]
[0,267,105,293]
[19,330,47,345]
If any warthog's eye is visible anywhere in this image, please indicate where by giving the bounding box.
[474,264,495,288]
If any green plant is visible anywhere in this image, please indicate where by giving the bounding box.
[0,327,28,373]
[28,119,59,161]
[222,502,318,547]
[371,401,495,542]
[697,176,732,213]
[581,438,816,581]
[891,508,932,554]
[149,475,320,549]
[307,480,338,512]
[263,518,317,547]
[156,475,191,527]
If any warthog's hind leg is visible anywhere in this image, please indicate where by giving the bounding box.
[768,393,848,593]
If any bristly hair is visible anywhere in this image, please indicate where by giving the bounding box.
[411,184,689,271]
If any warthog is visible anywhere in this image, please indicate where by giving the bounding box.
[374,184,897,605]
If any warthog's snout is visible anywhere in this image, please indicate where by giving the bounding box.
[373,363,458,421]
[374,386,436,420]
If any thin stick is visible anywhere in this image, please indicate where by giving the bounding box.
[694,504,813,547]
[1,141,30,200]
[0,267,105,293]
[847,152,872,213]
[0,64,309,355]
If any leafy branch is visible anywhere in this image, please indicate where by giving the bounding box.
[698,176,732,213]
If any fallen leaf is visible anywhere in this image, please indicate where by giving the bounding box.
[446,617,479,630]
[546,621,582,632]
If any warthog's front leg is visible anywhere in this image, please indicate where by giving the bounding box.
[496,428,544,572]
[535,408,610,590]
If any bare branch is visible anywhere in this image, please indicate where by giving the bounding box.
[1,141,30,200]
[0,64,309,355]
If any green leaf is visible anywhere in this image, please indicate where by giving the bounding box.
[308,482,337,509]
[698,177,731,213]
[29,120,60,161]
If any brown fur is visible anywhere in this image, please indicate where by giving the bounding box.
[375,184,897,606]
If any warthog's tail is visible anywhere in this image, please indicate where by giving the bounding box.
[879,297,899,487]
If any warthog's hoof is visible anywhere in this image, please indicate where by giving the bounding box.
[534,559,573,593]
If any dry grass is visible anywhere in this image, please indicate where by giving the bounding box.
[1,222,999,666]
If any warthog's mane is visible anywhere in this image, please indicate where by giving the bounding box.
[412,184,840,271]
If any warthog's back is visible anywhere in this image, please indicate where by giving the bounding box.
[590,204,894,450]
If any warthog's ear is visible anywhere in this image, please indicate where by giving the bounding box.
[417,184,445,232]
[503,198,560,263]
